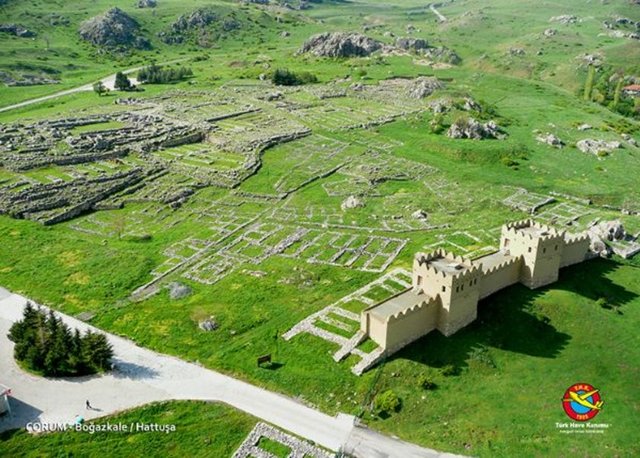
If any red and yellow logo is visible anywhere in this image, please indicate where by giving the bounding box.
[562,383,603,421]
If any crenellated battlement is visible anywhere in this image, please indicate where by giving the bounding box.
[480,255,523,276]
[502,219,564,243]
[414,249,480,280]
[386,296,439,323]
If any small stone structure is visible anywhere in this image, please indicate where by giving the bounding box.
[233,422,332,458]
[359,220,592,366]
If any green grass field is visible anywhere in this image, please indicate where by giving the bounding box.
[1,0,639,456]
[0,401,256,457]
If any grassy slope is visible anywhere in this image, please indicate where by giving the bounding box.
[0,401,256,457]
[1,0,640,457]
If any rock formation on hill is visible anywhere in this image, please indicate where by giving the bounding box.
[298,32,382,57]
[137,0,157,8]
[447,118,505,140]
[407,77,445,99]
[395,37,428,51]
[159,7,240,45]
[0,24,36,38]
[79,8,150,49]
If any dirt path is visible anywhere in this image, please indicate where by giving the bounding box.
[0,288,454,457]
[429,3,448,22]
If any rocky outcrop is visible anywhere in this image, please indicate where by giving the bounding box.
[447,118,505,140]
[422,46,461,64]
[0,24,36,38]
[160,7,240,45]
[79,8,150,49]
[137,0,157,7]
[298,32,382,57]
[588,220,628,257]
[576,139,621,156]
[407,77,445,99]
[171,8,217,33]
[536,133,565,148]
[549,15,578,25]
[395,37,428,52]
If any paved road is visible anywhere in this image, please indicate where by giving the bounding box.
[0,59,185,114]
[0,288,456,457]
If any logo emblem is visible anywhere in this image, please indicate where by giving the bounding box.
[562,383,603,421]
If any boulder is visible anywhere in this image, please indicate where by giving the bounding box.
[341,195,365,210]
[79,8,150,49]
[412,209,428,220]
[536,133,565,148]
[543,28,557,37]
[199,317,218,332]
[167,281,192,300]
[298,32,382,57]
[577,123,592,131]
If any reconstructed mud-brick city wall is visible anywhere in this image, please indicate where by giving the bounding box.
[360,220,593,357]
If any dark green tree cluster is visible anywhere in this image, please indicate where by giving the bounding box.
[8,303,114,377]
[138,64,194,84]
[114,71,133,91]
[271,68,318,86]
[583,65,639,120]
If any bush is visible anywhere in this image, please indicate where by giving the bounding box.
[372,389,401,417]
[8,303,114,377]
[441,364,458,376]
[271,68,318,86]
[417,374,437,390]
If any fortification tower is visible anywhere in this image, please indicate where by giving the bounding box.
[500,220,565,289]
[413,250,483,336]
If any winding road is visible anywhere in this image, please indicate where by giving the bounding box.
[0,288,458,457]
[0,59,186,114]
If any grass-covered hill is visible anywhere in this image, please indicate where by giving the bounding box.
[0,0,639,106]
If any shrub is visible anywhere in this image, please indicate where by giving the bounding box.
[271,68,318,86]
[417,374,437,390]
[8,303,114,377]
[372,389,401,417]
[441,364,458,376]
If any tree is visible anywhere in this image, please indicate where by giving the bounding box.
[583,65,595,101]
[114,72,132,91]
[93,81,108,97]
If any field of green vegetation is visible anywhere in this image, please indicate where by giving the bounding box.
[0,401,256,457]
[1,0,639,456]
